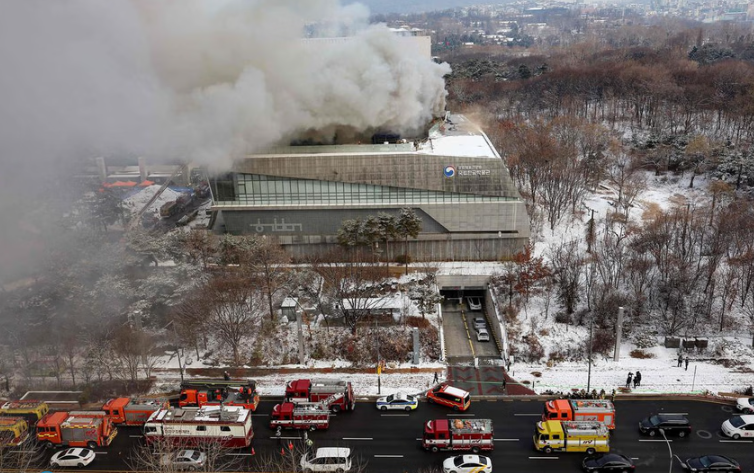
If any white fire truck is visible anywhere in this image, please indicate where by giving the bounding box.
[144,405,253,448]
[270,401,330,431]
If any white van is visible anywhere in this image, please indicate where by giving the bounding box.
[300,447,352,473]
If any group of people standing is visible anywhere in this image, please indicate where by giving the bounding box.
[625,371,642,388]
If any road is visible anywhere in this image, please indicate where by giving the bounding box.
[42,398,753,473]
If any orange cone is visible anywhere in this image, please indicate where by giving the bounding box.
[288,441,294,451]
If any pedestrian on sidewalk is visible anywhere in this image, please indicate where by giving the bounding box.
[677,353,683,367]
[223,370,230,381]
[611,389,616,402]
[433,371,439,384]
[634,371,642,387]
[685,356,689,371]
[501,377,507,394]
[625,372,633,388]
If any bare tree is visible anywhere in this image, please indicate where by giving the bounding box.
[0,429,46,472]
[127,436,244,473]
[111,324,158,385]
[248,237,293,321]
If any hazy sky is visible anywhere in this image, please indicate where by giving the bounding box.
[0,0,450,283]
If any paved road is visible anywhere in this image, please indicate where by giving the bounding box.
[442,299,500,359]
[38,398,753,473]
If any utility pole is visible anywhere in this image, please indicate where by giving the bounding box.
[614,307,624,361]
[586,320,594,394]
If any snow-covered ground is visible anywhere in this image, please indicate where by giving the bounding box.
[142,172,753,399]
[123,185,183,216]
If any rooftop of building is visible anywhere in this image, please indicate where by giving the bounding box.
[249,114,500,160]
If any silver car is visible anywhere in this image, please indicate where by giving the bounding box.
[160,449,206,471]
[472,317,486,331]
[476,328,490,342]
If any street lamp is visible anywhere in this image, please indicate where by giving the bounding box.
[659,428,673,473]
[586,320,594,394]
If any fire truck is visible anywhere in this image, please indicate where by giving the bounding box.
[102,397,168,426]
[270,401,331,431]
[0,417,30,448]
[0,400,49,425]
[179,379,259,411]
[36,411,118,449]
[422,418,494,453]
[285,379,355,413]
[542,399,616,429]
[533,420,610,454]
[144,405,253,448]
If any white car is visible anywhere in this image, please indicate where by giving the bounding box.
[375,392,418,411]
[50,448,96,468]
[160,449,206,471]
[722,415,754,439]
[472,317,486,331]
[301,447,352,473]
[476,328,490,342]
[735,397,754,413]
[467,297,482,311]
[443,454,492,473]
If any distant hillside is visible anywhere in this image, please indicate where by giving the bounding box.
[345,0,486,15]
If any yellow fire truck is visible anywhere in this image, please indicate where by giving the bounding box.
[533,420,609,454]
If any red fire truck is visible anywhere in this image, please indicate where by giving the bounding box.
[37,411,118,449]
[101,397,168,426]
[144,405,253,448]
[270,402,330,431]
[285,379,355,413]
[542,399,616,430]
[179,379,259,411]
[422,418,494,453]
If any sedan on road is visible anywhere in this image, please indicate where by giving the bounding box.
[375,393,418,411]
[467,297,482,311]
[721,415,754,439]
[582,453,635,472]
[442,454,492,473]
[160,449,206,471]
[735,397,754,413]
[476,328,490,342]
[50,448,96,468]
[681,455,740,472]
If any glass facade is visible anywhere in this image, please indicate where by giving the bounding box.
[213,173,514,207]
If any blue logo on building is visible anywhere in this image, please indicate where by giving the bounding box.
[443,165,456,178]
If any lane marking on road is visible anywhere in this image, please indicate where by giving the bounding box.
[720,439,753,443]
[343,437,373,440]
[374,455,404,458]
[381,414,410,417]
[631,458,640,460]
[129,435,142,438]
[514,414,541,416]
[494,438,520,441]
[639,439,673,442]
[447,413,475,417]
[94,452,107,455]
[270,436,302,440]
[663,413,688,415]
[529,456,559,460]
[253,414,269,417]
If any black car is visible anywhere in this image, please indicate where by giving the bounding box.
[582,453,636,472]
[639,413,691,437]
[681,455,740,472]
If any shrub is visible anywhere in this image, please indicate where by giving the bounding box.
[538,328,550,337]
[395,254,412,265]
[405,316,431,329]
[632,332,657,349]
[554,312,571,324]
[629,349,655,359]
[589,328,616,356]
[520,334,545,362]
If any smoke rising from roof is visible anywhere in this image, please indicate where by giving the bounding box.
[0,0,450,282]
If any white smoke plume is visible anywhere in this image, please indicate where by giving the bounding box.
[0,0,450,282]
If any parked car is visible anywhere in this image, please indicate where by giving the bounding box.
[721,415,754,439]
[472,317,486,331]
[442,454,492,473]
[582,453,636,472]
[467,297,482,311]
[50,448,96,468]
[735,397,754,414]
[300,447,352,473]
[375,393,418,411]
[476,328,490,342]
[159,449,206,471]
[638,413,691,437]
[681,455,740,472]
